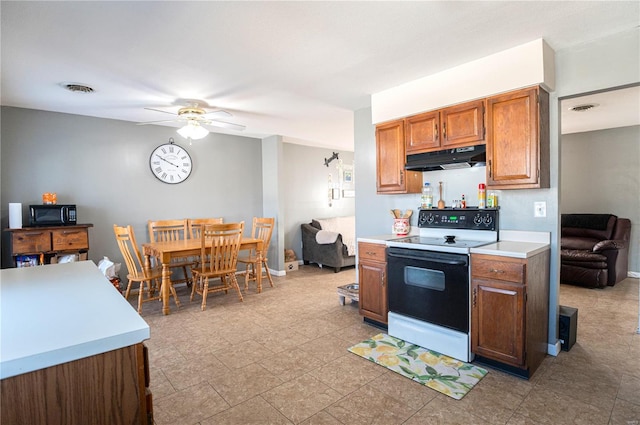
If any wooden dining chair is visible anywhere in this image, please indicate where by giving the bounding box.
[237,217,275,292]
[190,222,244,311]
[147,219,192,287]
[113,224,180,314]
[187,218,224,239]
[187,217,224,270]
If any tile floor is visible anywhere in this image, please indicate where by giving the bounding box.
[132,266,640,425]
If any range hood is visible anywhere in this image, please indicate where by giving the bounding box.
[405,144,486,171]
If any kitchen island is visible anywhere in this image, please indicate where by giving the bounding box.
[1,261,152,425]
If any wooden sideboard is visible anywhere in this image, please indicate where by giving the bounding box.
[2,224,93,268]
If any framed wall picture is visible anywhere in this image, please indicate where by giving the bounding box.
[341,164,354,191]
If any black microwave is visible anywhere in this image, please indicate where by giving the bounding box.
[29,204,77,226]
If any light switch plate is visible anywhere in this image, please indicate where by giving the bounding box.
[534,201,546,218]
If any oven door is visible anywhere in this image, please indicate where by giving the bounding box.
[387,247,470,333]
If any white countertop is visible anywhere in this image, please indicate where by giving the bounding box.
[1,261,150,379]
[470,231,550,258]
[470,240,550,258]
[358,234,405,244]
[359,230,550,258]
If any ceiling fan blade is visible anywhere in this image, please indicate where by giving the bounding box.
[204,120,246,131]
[203,109,232,118]
[137,119,179,125]
[144,107,178,116]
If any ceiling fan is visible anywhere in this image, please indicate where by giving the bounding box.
[137,101,246,140]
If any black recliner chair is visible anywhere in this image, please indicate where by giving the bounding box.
[560,214,631,288]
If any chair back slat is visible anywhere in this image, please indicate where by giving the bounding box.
[113,225,146,280]
[188,218,224,239]
[252,217,275,255]
[199,222,244,275]
[148,219,188,242]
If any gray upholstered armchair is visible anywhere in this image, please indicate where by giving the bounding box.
[301,217,356,273]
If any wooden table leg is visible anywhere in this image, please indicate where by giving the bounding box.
[161,262,171,315]
[256,249,263,293]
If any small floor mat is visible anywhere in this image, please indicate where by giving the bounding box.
[348,333,487,400]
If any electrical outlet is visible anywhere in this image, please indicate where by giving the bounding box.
[534,201,546,218]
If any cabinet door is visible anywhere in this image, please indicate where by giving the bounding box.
[471,278,525,367]
[405,111,440,154]
[359,260,388,324]
[486,87,549,189]
[376,120,421,194]
[441,99,485,148]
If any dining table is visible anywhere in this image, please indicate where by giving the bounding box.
[142,237,263,315]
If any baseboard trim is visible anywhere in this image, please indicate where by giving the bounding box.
[271,268,286,277]
[547,341,561,356]
[628,271,640,278]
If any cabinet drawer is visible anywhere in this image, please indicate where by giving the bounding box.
[52,229,89,251]
[472,256,524,283]
[358,242,386,262]
[12,231,51,253]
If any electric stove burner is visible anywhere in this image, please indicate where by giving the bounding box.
[444,235,456,244]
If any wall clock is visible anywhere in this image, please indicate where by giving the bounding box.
[149,139,193,184]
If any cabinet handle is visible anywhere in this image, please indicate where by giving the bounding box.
[366,251,377,256]
[23,232,44,236]
[62,231,80,235]
[435,123,438,141]
[442,122,447,139]
[490,269,505,274]
[488,160,492,178]
[473,287,477,307]
[381,271,385,287]
[399,170,404,185]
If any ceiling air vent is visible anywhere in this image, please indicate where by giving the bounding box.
[60,83,95,93]
[569,103,598,112]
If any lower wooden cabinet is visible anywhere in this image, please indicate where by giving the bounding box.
[471,252,549,378]
[358,242,388,324]
[1,343,152,425]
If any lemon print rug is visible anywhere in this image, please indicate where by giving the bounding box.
[348,333,487,400]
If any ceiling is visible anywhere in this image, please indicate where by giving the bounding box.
[1,2,638,151]
[561,86,640,134]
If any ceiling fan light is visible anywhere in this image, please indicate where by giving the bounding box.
[177,120,209,140]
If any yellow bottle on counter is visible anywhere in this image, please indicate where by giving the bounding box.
[478,184,486,208]
[487,192,498,208]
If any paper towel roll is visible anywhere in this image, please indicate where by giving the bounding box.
[9,203,22,229]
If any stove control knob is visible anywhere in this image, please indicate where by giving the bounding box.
[483,215,493,226]
[473,214,483,226]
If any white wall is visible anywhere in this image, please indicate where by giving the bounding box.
[371,39,555,123]
[561,125,640,273]
[282,143,355,261]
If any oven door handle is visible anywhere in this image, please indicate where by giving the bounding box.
[387,252,467,265]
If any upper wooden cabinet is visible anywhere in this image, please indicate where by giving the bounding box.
[405,111,440,153]
[486,86,549,189]
[405,99,485,154]
[376,120,422,194]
